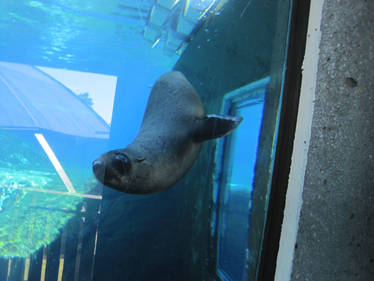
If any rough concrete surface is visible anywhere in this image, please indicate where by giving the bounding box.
[291,0,374,280]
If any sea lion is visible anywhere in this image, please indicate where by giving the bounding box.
[92,71,242,194]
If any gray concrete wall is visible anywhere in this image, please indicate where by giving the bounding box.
[291,0,374,280]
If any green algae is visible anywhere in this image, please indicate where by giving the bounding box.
[0,130,97,257]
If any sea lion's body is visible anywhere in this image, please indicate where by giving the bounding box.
[93,71,242,194]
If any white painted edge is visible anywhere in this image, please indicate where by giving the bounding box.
[35,133,77,193]
[274,0,325,280]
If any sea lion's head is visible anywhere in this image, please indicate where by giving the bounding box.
[92,148,149,194]
[92,149,133,192]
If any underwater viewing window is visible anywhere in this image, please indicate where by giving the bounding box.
[213,77,270,281]
[0,0,310,280]
[0,63,117,280]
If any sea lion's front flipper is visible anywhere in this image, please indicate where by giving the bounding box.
[193,114,243,142]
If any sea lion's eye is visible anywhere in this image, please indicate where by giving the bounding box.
[113,153,131,174]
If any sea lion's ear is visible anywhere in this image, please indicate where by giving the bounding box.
[122,149,145,162]
[193,114,243,142]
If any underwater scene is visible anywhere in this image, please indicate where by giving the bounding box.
[0,0,293,280]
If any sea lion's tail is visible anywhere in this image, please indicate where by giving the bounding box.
[193,114,243,142]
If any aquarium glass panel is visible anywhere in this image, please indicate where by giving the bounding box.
[0,0,295,280]
[0,65,116,280]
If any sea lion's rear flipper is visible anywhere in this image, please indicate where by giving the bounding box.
[193,114,243,142]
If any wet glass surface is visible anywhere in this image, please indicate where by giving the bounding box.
[0,1,293,280]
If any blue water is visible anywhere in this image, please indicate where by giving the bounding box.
[0,1,284,281]
[0,0,175,74]
[0,2,180,279]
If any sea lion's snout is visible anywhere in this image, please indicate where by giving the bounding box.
[92,151,132,190]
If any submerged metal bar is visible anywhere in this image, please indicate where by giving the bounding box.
[40,246,47,281]
[23,257,30,281]
[34,133,77,193]
[89,203,102,281]
[2,185,102,200]
[57,229,67,281]
[74,206,86,281]
[6,258,11,281]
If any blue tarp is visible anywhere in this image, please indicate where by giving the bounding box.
[0,61,109,138]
